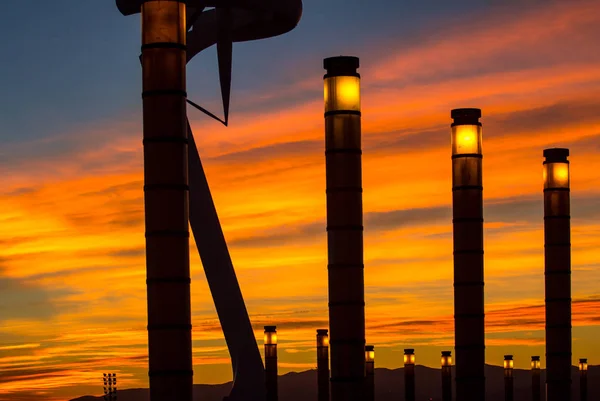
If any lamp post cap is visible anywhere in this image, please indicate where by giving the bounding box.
[324,56,360,75]
[316,329,328,335]
[532,356,540,361]
[264,325,277,332]
[442,351,452,356]
[117,0,204,16]
[580,358,588,363]
[451,108,482,120]
[404,348,415,354]
[365,345,375,351]
[504,355,513,360]
[543,148,569,162]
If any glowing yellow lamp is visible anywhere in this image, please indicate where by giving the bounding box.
[543,148,570,189]
[324,56,361,114]
[404,349,415,365]
[324,76,360,113]
[317,329,329,347]
[365,346,375,363]
[504,355,514,369]
[451,108,482,156]
[264,326,277,345]
[579,358,588,371]
[451,124,482,155]
[531,356,541,370]
[441,351,452,367]
[543,162,569,189]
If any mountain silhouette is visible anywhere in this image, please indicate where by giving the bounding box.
[70,364,598,401]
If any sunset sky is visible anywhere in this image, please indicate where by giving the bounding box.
[1,0,600,400]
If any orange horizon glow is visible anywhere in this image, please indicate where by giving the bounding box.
[2,1,600,400]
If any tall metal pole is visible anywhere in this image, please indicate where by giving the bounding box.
[404,349,415,401]
[504,355,514,401]
[317,329,330,401]
[543,148,572,401]
[450,108,485,401]
[141,2,192,400]
[365,346,375,401]
[579,359,588,401]
[323,55,365,401]
[531,356,541,401]
[264,326,278,401]
[442,351,452,401]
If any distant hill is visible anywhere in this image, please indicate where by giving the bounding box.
[70,364,598,401]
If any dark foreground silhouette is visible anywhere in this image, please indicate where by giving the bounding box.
[71,364,598,401]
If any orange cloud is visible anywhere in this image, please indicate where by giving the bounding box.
[2,1,600,400]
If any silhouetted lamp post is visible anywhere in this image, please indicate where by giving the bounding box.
[441,351,452,401]
[264,326,278,401]
[579,358,587,401]
[543,148,572,401]
[404,349,415,401]
[365,346,375,401]
[324,55,365,401]
[451,108,485,401]
[531,356,541,401]
[135,1,194,400]
[504,355,514,401]
[317,329,330,401]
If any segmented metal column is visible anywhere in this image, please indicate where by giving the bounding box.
[264,326,278,401]
[324,56,365,401]
[451,108,485,401]
[543,148,572,401]
[579,359,588,401]
[504,355,514,401]
[365,346,374,401]
[441,351,452,401]
[404,349,415,401]
[141,2,192,400]
[317,329,330,401]
[532,356,541,401]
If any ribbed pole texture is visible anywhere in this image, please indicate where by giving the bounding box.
[324,56,365,401]
[451,108,485,401]
[543,148,571,401]
[141,1,193,400]
[317,330,330,401]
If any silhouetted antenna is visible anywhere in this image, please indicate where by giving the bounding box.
[103,372,117,401]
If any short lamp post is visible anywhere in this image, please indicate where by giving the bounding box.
[531,356,541,401]
[324,55,365,401]
[264,326,278,401]
[441,351,452,401]
[365,346,375,401]
[103,373,117,401]
[404,349,415,401]
[451,108,486,401]
[317,329,330,401]
[579,358,588,401]
[504,355,514,401]
[543,148,572,401]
